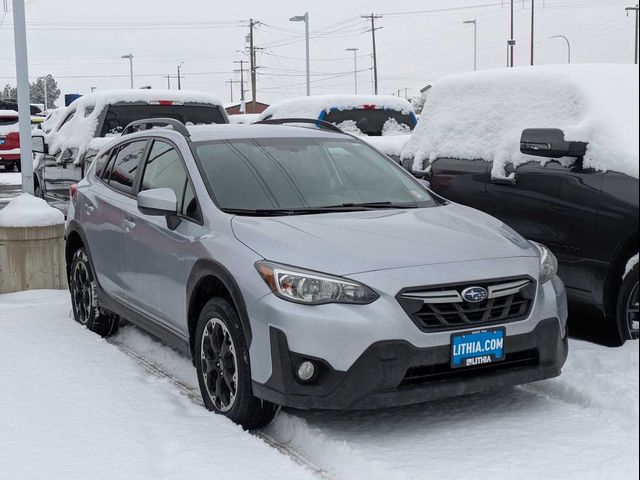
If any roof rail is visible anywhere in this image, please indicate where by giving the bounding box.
[253,117,344,134]
[121,118,190,139]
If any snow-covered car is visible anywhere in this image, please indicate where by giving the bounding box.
[255,95,418,161]
[0,109,21,171]
[401,64,639,344]
[32,89,229,214]
[66,117,568,429]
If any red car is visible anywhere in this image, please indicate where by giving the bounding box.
[0,109,21,172]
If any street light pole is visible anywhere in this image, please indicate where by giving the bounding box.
[121,53,134,88]
[177,61,184,90]
[549,35,571,63]
[12,0,34,194]
[626,5,639,64]
[463,19,477,71]
[290,12,310,96]
[345,48,358,94]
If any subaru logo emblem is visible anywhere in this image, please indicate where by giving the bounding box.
[461,286,488,303]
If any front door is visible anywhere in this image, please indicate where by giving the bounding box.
[485,160,604,296]
[121,139,202,334]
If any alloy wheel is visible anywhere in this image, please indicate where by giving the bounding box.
[72,259,92,325]
[201,317,238,412]
[627,282,639,339]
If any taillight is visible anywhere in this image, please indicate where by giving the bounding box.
[69,183,78,199]
[5,132,20,148]
[362,104,376,110]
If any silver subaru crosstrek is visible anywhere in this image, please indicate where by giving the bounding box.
[65,118,568,429]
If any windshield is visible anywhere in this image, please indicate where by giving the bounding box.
[322,109,416,136]
[194,137,437,215]
[99,104,227,136]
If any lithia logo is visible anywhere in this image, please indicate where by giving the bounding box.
[461,286,488,303]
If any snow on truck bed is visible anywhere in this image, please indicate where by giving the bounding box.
[402,64,640,179]
[1,290,637,480]
[48,89,225,155]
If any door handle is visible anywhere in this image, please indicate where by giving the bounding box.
[123,218,136,232]
[83,204,94,215]
[490,175,517,186]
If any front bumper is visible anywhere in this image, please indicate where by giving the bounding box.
[253,317,568,410]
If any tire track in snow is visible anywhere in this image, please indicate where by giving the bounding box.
[105,337,334,480]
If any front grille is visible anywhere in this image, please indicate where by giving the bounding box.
[397,277,535,332]
[399,349,539,388]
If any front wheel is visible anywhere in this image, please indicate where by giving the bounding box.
[195,298,278,429]
[69,248,119,337]
[615,263,639,343]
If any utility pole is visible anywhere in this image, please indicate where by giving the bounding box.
[12,0,34,194]
[362,13,382,94]
[404,87,408,99]
[530,0,535,65]
[233,59,247,112]
[249,18,258,112]
[226,79,234,103]
[177,62,184,90]
[163,75,172,89]
[290,13,310,95]
[626,5,639,64]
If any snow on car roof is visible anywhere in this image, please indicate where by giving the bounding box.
[402,64,639,179]
[48,89,225,155]
[256,94,415,121]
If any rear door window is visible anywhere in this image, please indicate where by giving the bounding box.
[107,140,147,195]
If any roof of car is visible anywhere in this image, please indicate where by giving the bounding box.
[186,123,347,142]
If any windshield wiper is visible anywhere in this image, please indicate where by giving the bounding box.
[320,201,419,209]
[220,207,357,216]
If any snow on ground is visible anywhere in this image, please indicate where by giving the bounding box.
[0,193,64,227]
[0,172,21,185]
[1,290,638,480]
[0,290,317,480]
[402,64,639,179]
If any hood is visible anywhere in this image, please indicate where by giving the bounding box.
[231,203,537,275]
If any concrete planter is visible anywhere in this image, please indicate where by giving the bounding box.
[0,223,67,293]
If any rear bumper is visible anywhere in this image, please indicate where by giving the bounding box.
[253,317,568,410]
[0,153,20,162]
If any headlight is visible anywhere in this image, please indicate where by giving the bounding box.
[530,241,558,284]
[255,261,378,305]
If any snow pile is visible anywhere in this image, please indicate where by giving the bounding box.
[361,135,411,159]
[48,89,225,156]
[402,65,640,179]
[257,94,415,121]
[0,290,316,480]
[229,113,260,124]
[625,253,639,279]
[0,193,64,227]
[382,118,411,136]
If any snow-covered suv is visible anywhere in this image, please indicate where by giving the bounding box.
[66,118,568,429]
[32,89,228,214]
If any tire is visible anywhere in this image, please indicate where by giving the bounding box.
[34,183,43,199]
[615,263,639,344]
[69,248,119,337]
[195,298,278,430]
[15,162,21,172]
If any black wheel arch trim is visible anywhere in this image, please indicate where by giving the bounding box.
[186,259,253,351]
[604,229,639,314]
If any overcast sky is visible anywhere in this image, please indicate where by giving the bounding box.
[0,0,637,106]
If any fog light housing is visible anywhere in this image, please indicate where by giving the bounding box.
[296,361,316,382]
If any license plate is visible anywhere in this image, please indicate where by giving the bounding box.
[451,327,505,368]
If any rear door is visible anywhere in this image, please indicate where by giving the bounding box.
[485,161,604,296]
[121,139,202,333]
[82,140,148,300]
[428,158,490,211]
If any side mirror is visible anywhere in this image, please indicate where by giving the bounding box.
[32,135,48,155]
[520,128,587,159]
[137,188,180,229]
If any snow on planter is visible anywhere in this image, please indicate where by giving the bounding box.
[0,193,64,228]
[402,64,639,179]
